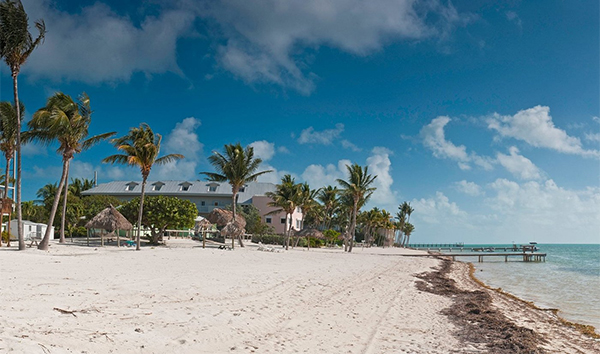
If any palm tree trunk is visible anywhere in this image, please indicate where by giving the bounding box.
[232,192,244,248]
[38,159,69,250]
[2,157,10,247]
[59,166,70,243]
[348,200,358,253]
[285,212,291,250]
[231,192,236,249]
[12,73,24,250]
[136,177,147,251]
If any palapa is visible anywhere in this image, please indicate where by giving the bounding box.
[296,228,325,239]
[85,205,133,247]
[220,221,245,238]
[206,208,246,228]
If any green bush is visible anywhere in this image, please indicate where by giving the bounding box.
[297,237,324,248]
[251,234,286,246]
[1,231,12,243]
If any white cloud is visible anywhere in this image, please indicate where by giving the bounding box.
[496,147,543,180]
[454,180,482,196]
[585,133,600,143]
[485,178,600,242]
[301,159,352,189]
[204,0,472,94]
[250,140,276,161]
[298,123,344,145]
[277,146,290,154]
[23,0,196,83]
[420,116,493,170]
[505,11,522,28]
[341,139,362,152]
[366,147,396,209]
[487,106,599,157]
[155,117,203,180]
[411,191,468,225]
[21,143,47,157]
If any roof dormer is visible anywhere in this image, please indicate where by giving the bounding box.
[152,181,165,191]
[125,181,138,191]
[179,181,193,191]
[207,182,219,192]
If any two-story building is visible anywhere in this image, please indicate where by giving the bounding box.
[82,180,302,235]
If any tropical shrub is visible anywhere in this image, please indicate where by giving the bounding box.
[251,234,285,246]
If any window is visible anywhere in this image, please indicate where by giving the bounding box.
[266,217,272,224]
[201,201,205,206]
[125,182,138,191]
[214,202,218,206]
[280,218,286,224]
[296,207,301,213]
[296,220,301,229]
[179,182,192,191]
[152,182,164,191]
[239,187,245,192]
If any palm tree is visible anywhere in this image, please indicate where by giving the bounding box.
[0,0,45,250]
[317,185,339,230]
[396,201,414,247]
[294,182,320,249]
[103,123,183,250]
[69,177,94,198]
[336,163,377,253]
[265,174,300,250]
[27,92,115,249]
[403,222,415,247]
[0,101,20,246]
[201,143,271,249]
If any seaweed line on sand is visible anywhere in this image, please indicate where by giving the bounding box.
[465,262,600,339]
[415,258,547,354]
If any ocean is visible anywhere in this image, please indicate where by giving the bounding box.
[454,244,600,330]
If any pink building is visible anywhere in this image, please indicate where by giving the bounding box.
[252,195,303,235]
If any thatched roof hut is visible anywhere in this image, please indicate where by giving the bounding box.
[296,228,325,239]
[85,205,132,247]
[206,208,246,228]
[220,221,245,238]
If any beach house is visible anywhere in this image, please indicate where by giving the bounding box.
[82,181,302,235]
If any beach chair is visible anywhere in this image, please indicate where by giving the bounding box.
[124,240,136,247]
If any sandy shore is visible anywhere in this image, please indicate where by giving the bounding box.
[0,239,597,353]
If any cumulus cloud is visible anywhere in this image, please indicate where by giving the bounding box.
[420,116,493,170]
[487,106,599,157]
[203,0,472,94]
[496,147,543,180]
[454,180,482,196]
[23,0,196,83]
[250,140,276,161]
[411,191,468,224]
[155,117,203,180]
[301,159,352,189]
[298,123,344,145]
[366,147,396,208]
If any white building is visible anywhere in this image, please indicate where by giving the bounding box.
[8,220,54,240]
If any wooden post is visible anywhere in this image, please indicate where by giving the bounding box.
[505,255,508,262]
[117,228,120,247]
[87,228,90,247]
[202,228,206,249]
[101,230,104,247]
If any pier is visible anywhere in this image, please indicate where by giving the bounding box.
[437,252,547,262]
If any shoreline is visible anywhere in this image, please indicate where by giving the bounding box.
[0,240,598,353]
[465,261,599,339]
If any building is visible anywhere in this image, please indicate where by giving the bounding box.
[82,180,302,235]
[7,220,54,240]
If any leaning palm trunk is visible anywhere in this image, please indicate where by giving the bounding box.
[230,192,244,248]
[38,159,70,250]
[59,168,70,243]
[285,212,292,250]
[136,177,147,251]
[348,200,358,253]
[12,74,25,250]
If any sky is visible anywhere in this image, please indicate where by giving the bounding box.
[1,0,598,244]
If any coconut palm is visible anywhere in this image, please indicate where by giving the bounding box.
[396,201,414,247]
[103,123,183,250]
[0,0,45,249]
[0,101,20,246]
[69,177,94,198]
[403,222,415,247]
[265,174,301,250]
[336,163,377,253]
[27,92,116,249]
[317,185,339,229]
[201,143,271,249]
[294,182,320,249]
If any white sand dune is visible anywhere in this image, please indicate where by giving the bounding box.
[0,239,596,353]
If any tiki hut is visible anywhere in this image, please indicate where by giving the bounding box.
[296,228,324,250]
[85,205,133,247]
[206,208,246,228]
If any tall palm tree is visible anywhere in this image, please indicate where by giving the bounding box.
[403,222,415,247]
[295,182,320,249]
[336,163,377,253]
[0,0,45,249]
[317,185,339,230]
[103,123,183,251]
[201,143,271,249]
[27,92,116,249]
[396,201,414,247]
[0,101,20,246]
[265,174,301,250]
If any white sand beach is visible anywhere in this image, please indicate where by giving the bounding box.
[0,240,597,354]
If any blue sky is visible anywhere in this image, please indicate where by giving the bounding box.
[2,0,598,243]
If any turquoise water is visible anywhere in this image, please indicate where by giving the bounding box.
[450,244,600,329]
